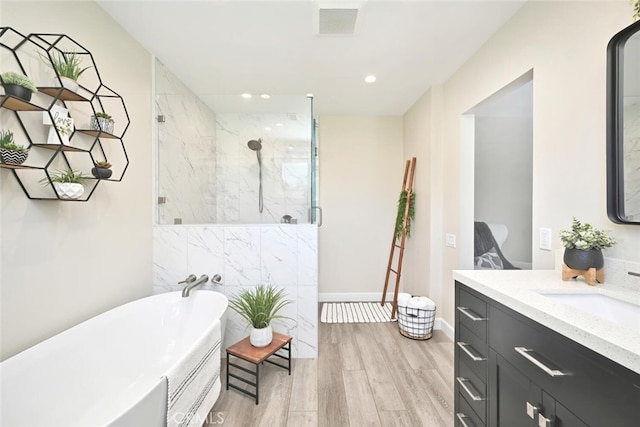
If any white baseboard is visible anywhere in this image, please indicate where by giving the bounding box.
[319,292,455,340]
[435,317,454,340]
[319,292,395,302]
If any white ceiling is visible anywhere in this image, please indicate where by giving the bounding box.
[97,0,526,116]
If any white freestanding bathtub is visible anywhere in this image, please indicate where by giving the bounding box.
[0,290,228,427]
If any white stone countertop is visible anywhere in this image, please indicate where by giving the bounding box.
[452,269,640,375]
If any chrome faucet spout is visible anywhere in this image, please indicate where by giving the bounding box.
[182,274,209,298]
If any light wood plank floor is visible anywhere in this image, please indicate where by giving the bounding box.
[207,320,454,427]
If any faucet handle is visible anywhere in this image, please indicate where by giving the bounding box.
[211,274,222,284]
[178,274,197,284]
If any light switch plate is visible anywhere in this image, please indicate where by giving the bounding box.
[539,228,552,251]
[446,233,457,248]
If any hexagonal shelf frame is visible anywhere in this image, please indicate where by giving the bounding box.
[0,26,130,201]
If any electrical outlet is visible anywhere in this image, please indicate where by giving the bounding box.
[446,233,457,248]
[540,228,552,251]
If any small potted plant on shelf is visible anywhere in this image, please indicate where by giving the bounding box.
[91,160,112,179]
[0,71,38,102]
[42,50,92,93]
[228,284,292,347]
[90,112,115,135]
[0,129,29,165]
[41,168,87,200]
[559,217,616,270]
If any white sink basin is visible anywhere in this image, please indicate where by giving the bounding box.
[540,293,640,334]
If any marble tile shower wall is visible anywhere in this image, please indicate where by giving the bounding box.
[153,224,318,358]
[215,113,311,224]
[156,60,217,224]
[624,102,640,220]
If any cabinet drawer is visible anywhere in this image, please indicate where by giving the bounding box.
[457,360,487,424]
[489,304,640,427]
[457,323,487,381]
[456,394,485,427]
[456,284,487,341]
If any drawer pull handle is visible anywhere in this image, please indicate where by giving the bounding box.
[526,401,540,420]
[456,377,485,401]
[456,412,475,427]
[538,413,554,427]
[457,306,486,321]
[514,347,569,377]
[456,342,486,361]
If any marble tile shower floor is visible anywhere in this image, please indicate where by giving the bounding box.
[207,320,454,426]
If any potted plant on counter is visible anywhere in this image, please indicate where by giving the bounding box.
[0,72,38,102]
[41,168,87,200]
[90,112,114,135]
[228,284,292,347]
[91,160,112,179]
[559,217,615,270]
[0,129,29,165]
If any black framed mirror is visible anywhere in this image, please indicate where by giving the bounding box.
[607,19,640,224]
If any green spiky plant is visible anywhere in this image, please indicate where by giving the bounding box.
[228,285,292,329]
[40,169,87,185]
[0,72,37,93]
[395,190,416,239]
[42,50,92,81]
[0,129,26,152]
[634,0,640,21]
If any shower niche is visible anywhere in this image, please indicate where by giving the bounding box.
[155,60,316,225]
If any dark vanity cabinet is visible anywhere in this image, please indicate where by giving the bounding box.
[454,281,640,427]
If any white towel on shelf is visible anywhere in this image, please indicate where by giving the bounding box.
[166,319,222,427]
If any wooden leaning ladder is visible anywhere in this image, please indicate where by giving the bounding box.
[381,157,416,320]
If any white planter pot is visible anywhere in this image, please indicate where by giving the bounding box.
[249,325,273,347]
[53,76,79,93]
[53,182,84,200]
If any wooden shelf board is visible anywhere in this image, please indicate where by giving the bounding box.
[76,129,118,139]
[38,87,89,102]
[0,163,42,170]
[0,95,45,111]
[31,143,87,152]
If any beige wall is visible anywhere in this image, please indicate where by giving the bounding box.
[0,1,153,359]
[405,1,640,329]
[318,116,403,298]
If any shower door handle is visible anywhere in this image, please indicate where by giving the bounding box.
[311,206,323,227]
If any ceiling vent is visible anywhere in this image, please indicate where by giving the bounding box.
[319,8,358,34]
[315,3,364,35]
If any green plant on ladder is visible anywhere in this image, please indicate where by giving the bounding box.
[395,190,415,239]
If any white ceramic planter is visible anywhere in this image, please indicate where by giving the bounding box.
[249,325,273,347]
[54,76,79,93]
[53,182,84,200]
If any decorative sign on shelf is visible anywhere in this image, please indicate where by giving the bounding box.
[43,105,73,145]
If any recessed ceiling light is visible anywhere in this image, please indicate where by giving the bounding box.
[276,123,284,127]
[260,94,270,99]
[365,75,376,83]
[241,93,252,99]
[265,127,272,131]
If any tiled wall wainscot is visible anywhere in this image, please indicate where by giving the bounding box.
[153,224,318,358]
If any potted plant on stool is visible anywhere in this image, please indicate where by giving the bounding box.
[0,129,29,165]
[559,217,616,271]
[229,284,292,347]
[1,72,38,102]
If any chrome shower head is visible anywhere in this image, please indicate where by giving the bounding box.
[247,139,262,151]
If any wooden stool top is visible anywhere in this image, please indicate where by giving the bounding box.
[226,332,292,364]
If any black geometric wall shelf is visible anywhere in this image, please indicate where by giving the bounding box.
[0,27,130,201]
